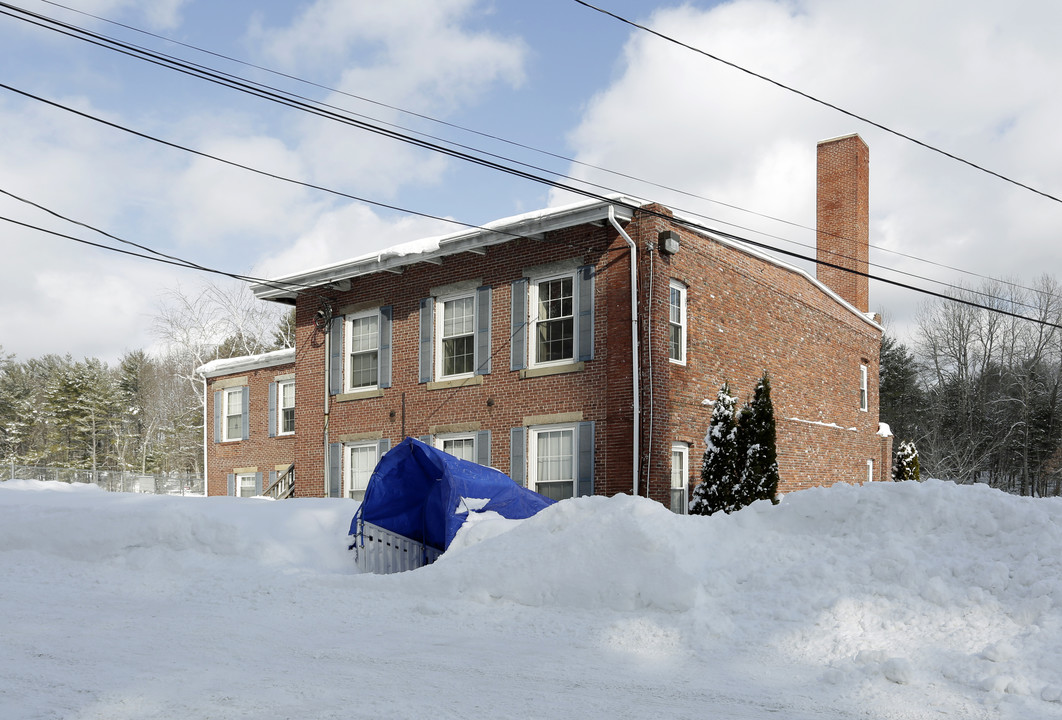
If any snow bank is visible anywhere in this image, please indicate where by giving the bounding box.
[3,478,1062,718]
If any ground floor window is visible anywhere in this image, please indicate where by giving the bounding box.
[671,442,689,514]
[345,443,379,500]
[236,472,257,498]
[530,425,576,501]
[436,433,476,463]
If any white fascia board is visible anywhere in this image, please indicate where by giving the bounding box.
[251,196,641,302]
[196,347,295,379]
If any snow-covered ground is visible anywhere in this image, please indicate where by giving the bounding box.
[2,479,1061,719]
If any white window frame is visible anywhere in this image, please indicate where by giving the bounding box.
[345,308,380,393]
[435,293,476,380]
[235,472,257,498]
[344,441,380,501]
[222,387,244,442]
[671,442,689,514]
[277,379,295,436]
[668,280,687,365]
[434,433,477,463]
[867,459,875,483]
[528,424,577,501]
[859,364,869,411]
[528,272,577,368]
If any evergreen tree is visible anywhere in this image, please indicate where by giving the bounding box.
[689,383,743,515]
[892,441,922,482]
[740,371,780,504]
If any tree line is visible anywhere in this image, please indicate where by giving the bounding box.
[0,283,292,477]
[881,274,1062,496]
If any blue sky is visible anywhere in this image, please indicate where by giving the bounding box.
[2,0,1061,362]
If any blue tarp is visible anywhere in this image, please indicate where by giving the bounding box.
[349,437,555,552]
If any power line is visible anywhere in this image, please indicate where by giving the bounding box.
[4,81,1060,332]
[3,0,1049,303]
[572,0,1062,206]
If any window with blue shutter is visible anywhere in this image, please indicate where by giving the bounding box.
[510,426,526,486]
[268,382,277,438]
[328,442,342,498]
[379,306,393,389]
[577,265,594,362]
[329,316,343,395]
[510,278,527,371]
[419,298,434,383]
[475,285,492,375]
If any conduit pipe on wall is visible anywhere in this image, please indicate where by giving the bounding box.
[201,376,208,496]
[608,205,640,498]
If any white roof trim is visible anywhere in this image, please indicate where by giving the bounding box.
[196,348,295,378]
[251,195,641,302]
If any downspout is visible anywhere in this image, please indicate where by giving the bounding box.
[201,376,208,496]
[324,319,332,498]
[608,206,640,497]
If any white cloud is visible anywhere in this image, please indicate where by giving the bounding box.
[557,0,1062,339]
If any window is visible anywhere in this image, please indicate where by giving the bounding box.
[223,387,244,441]
[669,281,687,364]
[277,380,295,436]
[531,275,575,365]
[859,364,869,411]
[436,434,476,463]
[236,472,257,498]
[345,443,379,501]
[671,442,689,514]
[347,310,379,391]
[530,425,576,501]
[437,295,476,378]
[867,459,875,484]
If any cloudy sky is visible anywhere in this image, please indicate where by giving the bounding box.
[2,0,1060,363]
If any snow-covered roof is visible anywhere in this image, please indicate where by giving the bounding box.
[252,194,881,331]
[250,195,640,303]
[195,347,295,379]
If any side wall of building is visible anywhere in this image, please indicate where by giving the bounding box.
[625,206,889,506]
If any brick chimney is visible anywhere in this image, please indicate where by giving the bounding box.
[816,134,869,313]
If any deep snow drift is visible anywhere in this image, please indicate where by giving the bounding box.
[2,478,1061,719]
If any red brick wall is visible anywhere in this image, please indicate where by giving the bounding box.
[625,204,888,506]
[205,362,295,496]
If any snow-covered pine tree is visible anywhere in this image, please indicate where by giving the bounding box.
[740,371,780,504]
[689,383,743,515]
[892,441,921,481]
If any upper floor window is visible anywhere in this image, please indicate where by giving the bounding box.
[347,310,379,391]
[669,280,687,364]
[438,294,476,378]
[859,364,869,411]
[532,275,575,366]
[223,387,244,442]
[277,380,295,435]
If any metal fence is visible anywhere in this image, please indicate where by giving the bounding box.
[5,463,204,496]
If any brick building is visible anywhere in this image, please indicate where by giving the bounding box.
[204,133,891,507]
[198,348,296,498]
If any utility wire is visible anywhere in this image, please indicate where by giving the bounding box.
[573,0,1062,206]
[3,0,1050,304]
[3,81,1060,332]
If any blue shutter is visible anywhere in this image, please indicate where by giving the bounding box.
[419,298,434,383]
[213,390,222,443]
[476,430,491,467]
[268,382,277,438]
[240,388,249,441]
[475,285,492,375]
[269,470,277,494]
[577,421,595,497]
[379,306,392,389]
[510,426,526,487]
[226,473,235,496]
[254,472,263,496]
[378,438,391,459]
[511,278,527,371]
[329,316,343,395]
[577,265,594,362]
[328,443,342,498]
